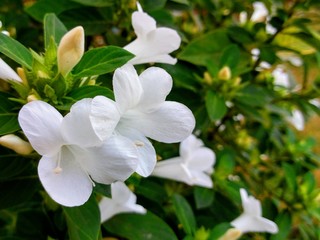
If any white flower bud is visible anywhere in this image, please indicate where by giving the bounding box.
[0,134,33,155]
[218,228,242,240]
[57,26,84,76]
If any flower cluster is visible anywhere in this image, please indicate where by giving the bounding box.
[0,2,282,238]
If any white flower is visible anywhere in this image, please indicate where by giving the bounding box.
[124,2,181,65]
[151,134,215,188]
[272,67,291,88]
[231,188,278,234]
[0,58,22,83]
[90,64,195,177]
[251,2,268,22]
[99,181,146,223]
[57,26,84,76]
[287,109,304,131]
[18,100,138,207]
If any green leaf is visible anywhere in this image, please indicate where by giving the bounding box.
[135,179,167,204]
[178,30,231,66]
[270,212,292,240]
[208,223,231,240]
[215,149,236,178]
[104,211,178,240]
[172,194,196,235]
[140,0,167,11]
[235,85,272,107]
[25,0,81,22]
[219,44,240,69]
[194,187,214,209]
[0,176,39,210]
[68,85,114,100]
[282,163,297,192]
[44,13,68,49]
[71,0,115,7]
[63,195,100,240]
[0,34,33,69]
[73,46,134,78]
[0,153,31,180]
[205,90,227,121]
[0,92,21,135]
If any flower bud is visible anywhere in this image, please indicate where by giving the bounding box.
[218,228,242,240]
[17,67,29,86]
[27,94,40,102]
[203,71,213,85]
[57,26,84,76]
[0,134,33,155]
[0,58,22,83]
[218,66,231,80]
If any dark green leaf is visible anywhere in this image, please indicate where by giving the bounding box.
[282,163,296,192]
[172,194,196,235]
[73,46,134,78]
[219,44,240,69]
[43,13,68,48]
[71,0,115,7]
[0,34,33,69]
[104,211,178,240]
[140,0,167,11]
[178,30,231,66]
[25,0,81,22]
[68,85,114,100]
[135,179,167,204]
[235,85,272,107]
[0,154,31,180]
[270,212,292,240]
[205,90,227,121]
[208,223,231,240]
[194,187,214,209]
[63,195,100,240]
[0,92,21,135]
[0,176,39,209]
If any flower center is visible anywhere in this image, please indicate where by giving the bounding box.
[53,150,63,174]
[135,140,144,147]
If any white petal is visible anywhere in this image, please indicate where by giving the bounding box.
[113,64,143,112]
[18,101,64,156]
[131,11,156,38]
[38,147,93,207]
[124,28,181,65]
[111,181,136,204]
[137,67,173,112]
[99,197,119,222]
[251,2,268,22]
[231,214,278,233]
[61,98,102,147]
[117,125,157,177]
[240,189,261,216]
[126,101,195,143]
[186,148,215,172]
[99,195,146,223]
[179,134,204,159]
[187,170,213,188]
[79,135,138,184]
[100,181,146,223]
[0,58,22,82]
[152,157,191,183]
[90,96,121,141]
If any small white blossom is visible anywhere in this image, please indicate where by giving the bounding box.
[124,2,181,65]
[287,109,304,131]
[99,181,146,223]
[231,188,278,234]
[89,64,195,177]
[18,100,138,207]
[152,134,215,188]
